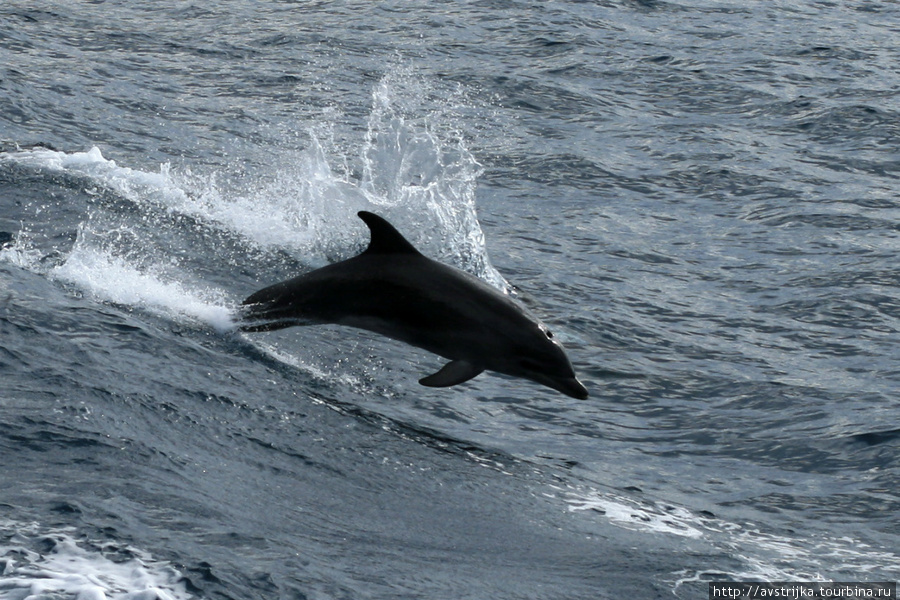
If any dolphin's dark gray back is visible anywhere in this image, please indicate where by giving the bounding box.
[239,211,588,398]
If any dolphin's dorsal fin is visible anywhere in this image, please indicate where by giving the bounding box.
[419,360,484,387]
[358,211,421,255]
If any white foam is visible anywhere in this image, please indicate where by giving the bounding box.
[2,147,185,208]
[0,220,237,333]
[0,146,104,171]
[0,523,192,600]
[1,145,325,257]
[566,488,900,589]
[567,489,705,538]
[50,241,236,333]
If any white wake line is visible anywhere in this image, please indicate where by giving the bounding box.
[566,488,705,539]
[565,486,900,584]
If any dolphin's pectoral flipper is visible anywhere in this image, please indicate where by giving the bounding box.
[419,360,484,387]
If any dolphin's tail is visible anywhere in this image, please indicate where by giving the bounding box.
[237,304,283,332]
[237,300,285,332]
[238,280,318,332]
[238,300,320,332]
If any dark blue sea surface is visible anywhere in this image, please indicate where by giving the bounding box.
[2,1,898,598]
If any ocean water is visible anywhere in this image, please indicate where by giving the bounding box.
[1,1,898,598]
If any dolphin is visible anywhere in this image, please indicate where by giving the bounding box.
[240,211,588,399]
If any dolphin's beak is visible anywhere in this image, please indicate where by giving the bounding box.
[547,376,589,400]
[563,378,589,400]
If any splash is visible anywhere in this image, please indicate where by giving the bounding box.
[0,72,505,333]
[171,136,361,255]
[358,74,503,286]
[0,231,43,271]
[50,233,235,333]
